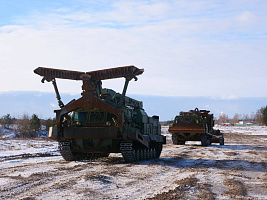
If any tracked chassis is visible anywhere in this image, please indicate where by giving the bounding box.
[34,66,166,162]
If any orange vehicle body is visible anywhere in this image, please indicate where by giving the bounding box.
[168,108,223,146]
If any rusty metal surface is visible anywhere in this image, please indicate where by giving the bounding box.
[34,65,144,82]
[34,67,84,82]
[54,94,124,130]
[181,109,211,117]
[64,126,119,139]
[169,108,218,146]
[34,65,145,142]
[168,122,205,133]
[34,65,144,132]
[87,65,144,80]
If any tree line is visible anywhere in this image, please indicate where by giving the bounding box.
[0,113,55,138]
[1,106,267,137]
[216,106,267,125]
[161,106,267,126]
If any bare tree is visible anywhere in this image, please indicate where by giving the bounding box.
[255,110,262,124]
[250,112,255,122]
[217,112,228,124]
[255,107,266,125]
[242,114,250,121]
[15,114,31,138]
[231,113,240,124]
[263,106,267,125]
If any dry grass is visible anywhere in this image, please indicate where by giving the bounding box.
[224,152,238,156]
[223,178,247,197]
[147,176,215,200]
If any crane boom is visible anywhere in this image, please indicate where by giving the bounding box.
[34,65,144,82]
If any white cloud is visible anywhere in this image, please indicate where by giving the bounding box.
[50,103,56,108]
[237,11,256,23]
[34,93,42,97]
[0,1,267,98]
[211,95,239,100]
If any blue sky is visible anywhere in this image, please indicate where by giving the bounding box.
[0,0,267,119]
[0,91,266,120]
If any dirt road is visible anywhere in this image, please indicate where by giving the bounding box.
[0,126,266,199]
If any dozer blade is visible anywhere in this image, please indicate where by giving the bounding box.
[34,65,144,82]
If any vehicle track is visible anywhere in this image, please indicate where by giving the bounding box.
[0,128,266,199]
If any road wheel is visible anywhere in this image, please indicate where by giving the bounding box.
[139,149,144,160]
[172,134,178,144]
[220,138,224,145]
[155,143,163,158]
[101,153,110,157]
[143,148,147,160]
[147,148,152,159]
[177,140,185,145]
[201,135,210,146]
[151,148,156,159]
[58,140,76,161]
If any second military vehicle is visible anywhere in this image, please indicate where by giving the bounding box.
[168,108,224,146]
[34,65,166,162]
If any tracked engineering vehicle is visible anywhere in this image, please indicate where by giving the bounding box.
[168,108,224,146]
[34,66,166,162]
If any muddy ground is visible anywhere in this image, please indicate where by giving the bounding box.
[0,127,266,200]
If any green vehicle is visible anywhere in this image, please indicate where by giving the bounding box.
[34,65,166,162]
[169,108,224,146]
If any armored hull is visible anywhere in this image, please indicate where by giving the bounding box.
[35,66,166,162]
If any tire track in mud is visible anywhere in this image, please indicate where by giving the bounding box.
[0,153,59,162]
[1,129,267,200]
[146,130,267,200]
[0,154,195,200]
[147,175,216,200]
[0,158,128,199]
[0,159,92,199]
[223,178,247,197]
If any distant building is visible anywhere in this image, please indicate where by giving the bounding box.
[234,121,259,126]
[220,123,231,126]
